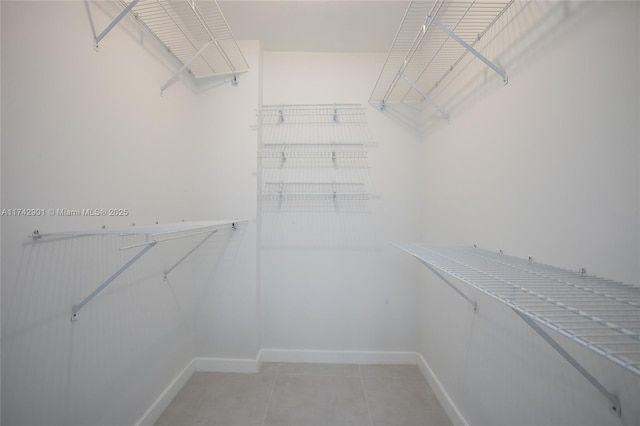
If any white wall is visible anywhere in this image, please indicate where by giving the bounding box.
[417,2,640,425]
[1,2,259,425]
[260,52,424,354]
[189,41,261,360]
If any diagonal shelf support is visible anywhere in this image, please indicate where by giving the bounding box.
[513,309,621,417]
[163,229,218,280]
[71,241,157,322]
[93,0,140,48]
[396,244,476,310]
[426,15,508,85]
[400,74,449,122]
[161,40,213,94]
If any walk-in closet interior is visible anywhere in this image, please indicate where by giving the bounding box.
[1,1,639,425]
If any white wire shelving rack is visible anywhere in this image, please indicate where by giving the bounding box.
[89,0,249,93]
[396,243,640,417]
[257,104,375,203]
[30,220,245,322]
[370,0,513,116]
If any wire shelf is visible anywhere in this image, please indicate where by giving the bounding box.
[370,0,513,105]
[31,220,243,240]
[258,142,368,161]
[258,104,368,125]
[260,182,369,201]
[120,0,249,79]
[396,243,640,377]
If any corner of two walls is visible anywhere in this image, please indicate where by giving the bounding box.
[416,2,639,425]
[1,2,259,425]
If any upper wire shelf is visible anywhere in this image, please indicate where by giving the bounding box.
[258,104,368,125]
[396,243,640,377]
[122,0,249,80]
[370,0,513,107]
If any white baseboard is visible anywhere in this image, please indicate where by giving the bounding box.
[135,359,195,426]
[194,356,260,373]
[258,348,418,365]
[416,353,468,426]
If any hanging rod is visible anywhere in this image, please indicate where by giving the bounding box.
[395,243,640,418]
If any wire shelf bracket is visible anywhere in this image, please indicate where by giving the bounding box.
[395,243,640,418]
[163,229,218,280]
[87,0,249,93]
[92,0,140,48]
[161,40,214,95]
[71,242,156,322]
[400,74,449,122]
[513,309,621,417]
[427,15,508,85]
[31,220,243,322]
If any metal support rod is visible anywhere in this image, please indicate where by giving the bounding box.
[400,74,449,121]
[71,242,157,322]
[396,244,476,310]
[513,309,621,417]
[164,230,218,279]
[161,40,213,93]
[119,228,221,251]
[95,0,139,47]
[423,261,478,311]
[426,15,508,85]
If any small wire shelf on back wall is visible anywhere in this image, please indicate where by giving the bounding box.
[257,104,376,205]
[256,104,377,247]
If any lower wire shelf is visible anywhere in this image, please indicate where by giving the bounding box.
[31,220,246,322]
[396,243,640,417]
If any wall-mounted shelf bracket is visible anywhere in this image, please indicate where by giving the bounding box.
[71,241,157,322]
[426,15,508,85]
[513,309,621,417]
[400,74,449,122]
[92,0,139,48]
[396,244,476,311]
[163,229,218,280]
[161,40,213,95]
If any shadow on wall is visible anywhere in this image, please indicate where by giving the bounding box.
[1,226,242,425]
[374,1,597,134]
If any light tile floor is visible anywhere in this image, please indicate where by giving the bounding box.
[156,363,452,426]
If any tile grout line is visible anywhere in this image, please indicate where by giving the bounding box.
[260,363,281,426]
[359,365,374,426]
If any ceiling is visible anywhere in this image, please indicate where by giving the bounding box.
[217,1,410,53]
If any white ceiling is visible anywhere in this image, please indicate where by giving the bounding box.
[218,1,410,52]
